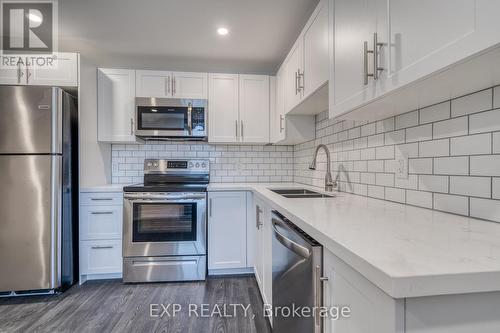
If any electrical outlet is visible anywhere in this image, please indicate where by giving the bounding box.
[396,153,408,179]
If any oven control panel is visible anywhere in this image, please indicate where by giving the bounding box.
[144,159,209,173]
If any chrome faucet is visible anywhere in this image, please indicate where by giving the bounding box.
[309,144,336,192]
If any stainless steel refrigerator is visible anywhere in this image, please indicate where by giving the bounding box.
[0,86,78,296]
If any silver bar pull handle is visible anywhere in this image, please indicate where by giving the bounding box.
[363,41,373,85]
[315,265,329,328]
[91,211,114,215]
[209,198,213,218]
[241,121,244,140]
[297,68,304,92]
[130,118,134,135]
[295,71,298,95]
[172,76,176,95]
[279,114,285,133]
[166,77,170,95]
[373,32,384,80]
[91,198,113,201]
[235,120,238,138]
[26,65,31,84]
[255,205,263,229]
[91,245,113,250]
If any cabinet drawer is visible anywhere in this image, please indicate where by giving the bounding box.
[80,205,122,240]
[80,192,123,206]
[80,240,122,275]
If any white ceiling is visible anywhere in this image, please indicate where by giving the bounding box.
[59,0,319,74]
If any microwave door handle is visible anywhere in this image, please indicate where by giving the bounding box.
[187,103,192,135]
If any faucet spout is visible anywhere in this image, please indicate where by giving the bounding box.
[309,144,336,192]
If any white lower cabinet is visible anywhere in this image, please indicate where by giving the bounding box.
[323,249,404,333]
[208,191,248,271]
[79,191,123,283]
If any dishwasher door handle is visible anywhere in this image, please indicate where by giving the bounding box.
[272,218,311,259]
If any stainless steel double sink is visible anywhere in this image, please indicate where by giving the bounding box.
[270,188,335,198]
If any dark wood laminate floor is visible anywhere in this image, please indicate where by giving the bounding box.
[0,277,272,333]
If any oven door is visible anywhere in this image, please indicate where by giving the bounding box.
[123,193,207,257]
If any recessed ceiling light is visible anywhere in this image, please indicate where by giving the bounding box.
[217,27,229,36]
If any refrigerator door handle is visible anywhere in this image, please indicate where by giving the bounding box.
[50,155,62,289]
[52,88,63,154]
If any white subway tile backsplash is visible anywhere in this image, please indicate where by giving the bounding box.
[419,101,450,124]
[434,194,469,216]
[406,190,433,208]
[451,89,492,117]
[409,158,433,174]
[294,85,500,222]
[376,118,395,134]
[451,133,492,156]
[396,111,419,129]
[470,198,500,223]
[433,117,468,139]
[419,175,448,193]
[368,185,385,199]
[450,176,491,198]
[469,109,500,134]
[385,187,405,203]
[494,132,500,154]
[376,146,395,160]
[470,155,500,176]
[434,156,469,175]
[406,124,432,143]
[419,139,449,157]
[493,178,500,199]
[385,130,406,145]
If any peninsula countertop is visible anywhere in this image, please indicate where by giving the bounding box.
[208,182,500,298]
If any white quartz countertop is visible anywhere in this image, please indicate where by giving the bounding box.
[208,182,500,298]
[80,184,131,193]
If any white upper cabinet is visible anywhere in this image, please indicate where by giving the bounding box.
[330,0,386,118]
[280,0,329,115]
[284,39,304,112]
[171,71,208,99]
[135,70,170,98]
[135,70,207,99]
[97,68,138,143]
[208,73,239,143]
[0,52,78,87]
[239,74,270,143]
[302,0,329,99]
[330,0,500,120]
[208,74,270,144]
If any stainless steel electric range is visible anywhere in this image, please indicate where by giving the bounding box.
[122,159,209,283]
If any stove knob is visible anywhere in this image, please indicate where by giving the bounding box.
[195,162,200,168]
[201,162,206,168]
[147,162,152,167]
[189,162,194,168]
[153,163,158,167]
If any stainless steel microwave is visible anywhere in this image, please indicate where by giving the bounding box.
[135,98,207,140]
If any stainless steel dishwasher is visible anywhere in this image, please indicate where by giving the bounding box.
[271,210,325,333]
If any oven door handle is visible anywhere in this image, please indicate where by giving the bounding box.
[124,194,206,201]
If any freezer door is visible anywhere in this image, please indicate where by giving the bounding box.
[0,155,61,292]
[0,86,62,154]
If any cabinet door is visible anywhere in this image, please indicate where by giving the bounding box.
[171,71,208,99]
[269,76,279,143]
[208,73,240,143]
[208,192,247,270]
[97,68,137,143]
[323,249,403,333]
[302,0,329,99]
[331,0,386,119]
[80,240,122,275]
[28,52,78,87]
[387,0,500,90]
[284,40,304,112]
[275,67,286,142]
[253,198,265,290]
[239,74,270,143]
[135,70,170,98]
